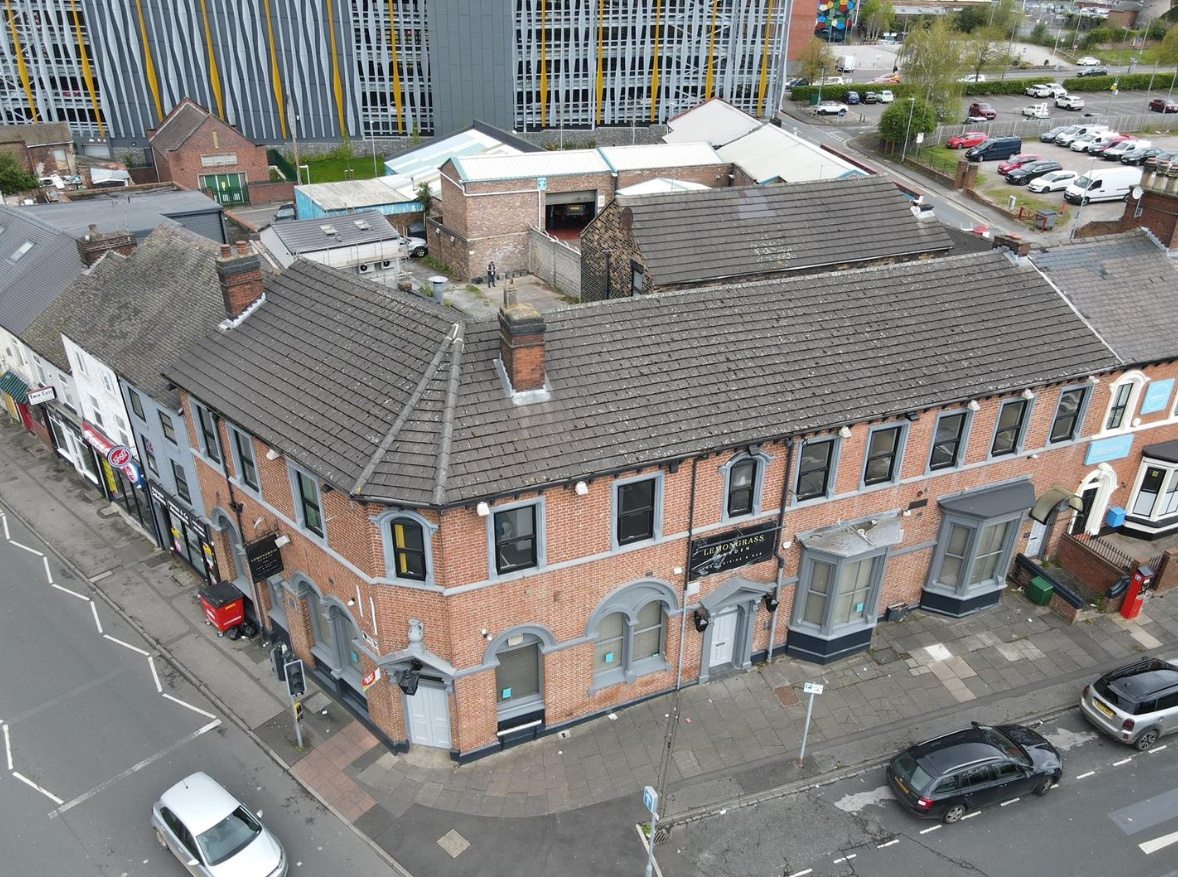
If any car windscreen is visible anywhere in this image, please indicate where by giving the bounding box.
[891,751,933,794]
[1074,176,1091,189]
[983,728,1031,765]
[196,806,262,866]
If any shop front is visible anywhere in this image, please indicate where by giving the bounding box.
[82,422,156,538]
[148,482,215,584]
[0,369,32,431]
[46,406,105,494]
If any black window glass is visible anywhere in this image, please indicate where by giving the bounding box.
[233,430,259,490]
[960,765,994,789]
[392,518,427,580]
[296,471,323,536]
[1107,382,1132,430]
[494,505,537,573]
[930,412,966,470]
[797,440,834,500]
[142,435,158,475]
[197,406,220,462]
[933,775,959,794]
[172,461,191,503]
[727,459,757,517]
[1156,690,1178,710]
[617,479,656,544]
[991,400,1027,456]
[1050,388,1086,443]
[864,426,902,485]
[128,388,145,420]
[159,411,177,444]
[994,761,1023,780]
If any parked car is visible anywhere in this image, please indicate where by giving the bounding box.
[1005,159,1062,185]
[886,723,1062,824]
[784,76,810,89]
[1087,133,1130,155]
[878,89,895,103]
[1149,97,1178,113]
[405,235,428,258]
[1055,94,1085,110]
[947,131,988,149]
[1157,153,1178,174]
[1077,67,1109,77]
[1102,139,1147,160]
[1123,146,1163,166]
[1027,169,1079,192]
[863,91,880,104]
[152,772,288,877]
[273,203,296,223]
[1064,166,1143,204]
[1041,124,1079,144]
[1024,83,1054,97]
[1076,55,1101,66]
[1080,658,1178,750]
[1056,124,1106,147]
[1070,132,1104,152]
[815,101,849,116]
[966,136,1022,162]
[997,153,1041,175]
[959,73,987,82]
[968,102,997,120]
[1021,103,1050,119]
[845,90,861,105]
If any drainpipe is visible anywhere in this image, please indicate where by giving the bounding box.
[675,456,699,691]
[210,410,263,625]
[767,436,796,662]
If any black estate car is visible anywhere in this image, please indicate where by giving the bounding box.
[886,723,1062,824]
[1005,159,1062,185]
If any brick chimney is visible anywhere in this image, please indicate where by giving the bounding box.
[76,224,136,266]
[217,240,263,318]
[499,301,547,393]
[991,233,1031,259]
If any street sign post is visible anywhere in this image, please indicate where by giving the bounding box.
[798,682,825,767]
[284,658,306,749]
[642,785,659,877]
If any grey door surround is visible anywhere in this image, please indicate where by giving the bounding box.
[696,576,773,684]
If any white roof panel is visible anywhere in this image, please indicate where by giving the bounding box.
[663,99,763,147]
[717,126,865,185]
[615,177,711,197]
[454,150,610,181]
[599,142,722,170]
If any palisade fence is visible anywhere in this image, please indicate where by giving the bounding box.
[927,111,1178,147]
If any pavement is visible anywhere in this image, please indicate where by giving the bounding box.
[4,417,1178,877]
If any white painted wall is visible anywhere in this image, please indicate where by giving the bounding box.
[62,335,135,450]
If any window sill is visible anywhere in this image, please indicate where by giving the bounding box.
[787,617,875,641]
[489,563,543,584]
[922,578,1007,601]
[229,476,264,503]
[588,657,671,696]
[613,536,660,552]
[497,694,543,722]
[311,644,341,675]
[721,510,763,526]
[791,494,834,510]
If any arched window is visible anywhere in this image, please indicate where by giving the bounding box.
[495,634,543,721]
[587,580,676,689]
[721,450,772,521]
[1103,371,1147,433]
[377,510,437,585]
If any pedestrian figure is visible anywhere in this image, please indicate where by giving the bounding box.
[487,260,497,287]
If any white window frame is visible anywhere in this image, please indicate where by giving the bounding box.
[1101,370,1148,435]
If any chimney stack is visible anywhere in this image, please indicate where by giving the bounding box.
[217,240,263,319]
[499,302,547,393]
[76,223,136,266]
[991,233,1031,259]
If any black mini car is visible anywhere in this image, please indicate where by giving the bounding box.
[886,723,1062,824]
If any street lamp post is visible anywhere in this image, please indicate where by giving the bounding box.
[901,96,916,162]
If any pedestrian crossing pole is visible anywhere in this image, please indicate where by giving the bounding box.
[798,681,825,767]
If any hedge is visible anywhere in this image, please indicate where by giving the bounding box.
[790,76,1056,103]
[1062,72,1178,92]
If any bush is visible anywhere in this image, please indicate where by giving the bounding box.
[878,98,937,145]
[790,76,1056,103]
[1062,72,1178,92]
[963,76,1056,95]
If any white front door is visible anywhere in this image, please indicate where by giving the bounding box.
[709,609,738,668]
[407,682,451,749]
[1026,520,1046,558]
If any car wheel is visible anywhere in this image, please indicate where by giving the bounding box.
[412,247,426,257]
[1135,729,1160,751]
[943,803,967,824]
[1033,774,1056,796]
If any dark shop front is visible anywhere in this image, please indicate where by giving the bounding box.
[82,422,156,537]
[149,482,215,584]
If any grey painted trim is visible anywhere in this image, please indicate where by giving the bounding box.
[487,630,548,721]
[860,422,909,490]
[720,448,774,524]
[1047,383,1094,446]
[611,470,666,551]
[925,408,974,475]
[226,423,263,500]
[373,507,439,586]
[584,578,679,637]
[484,495,547,581]
[192,401,224,471]
[792,435,842,507]
[698,575,773,614]
[987,396,1037,460]
[924,507,1026,598]
[789,545,889,640]
[890,539,938,557]
[481,624,558,667]
[286,460,328,546]
[698,601,759,683]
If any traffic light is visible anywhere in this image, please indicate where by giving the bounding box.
[293,700,304,723]
[270,645,287,682]
[284,659,306,699]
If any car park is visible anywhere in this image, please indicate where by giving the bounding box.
[1149,97,1178,113]
[1056,124,1106,147]
[1087,133,1129,155]
[886,723,1062,824]
[815,101,849,116]
[996,153,1041,175]
[1024,83,1053,98]
[1077,67,1109,77]
[879,89,895,103]
[968,102,997,120]
[152,772,288,877]
[1021,103,1050,119]
[947,131,988,149]
[1122,146,1162,165]
[1042,124,1080,144]
[1005,159,1062,185]
[845,90,860,105]
[1027,169,1078,192]
[1080,657,1178,750]
[1055,94,1085,110]
[1076,56,1101,65]
[1069,132,1104,152]
[1101,138,1143,160]
[966,136,1022,162]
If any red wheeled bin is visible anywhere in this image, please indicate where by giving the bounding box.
[199,581,245,637]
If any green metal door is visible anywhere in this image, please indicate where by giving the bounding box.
[199,172,248,206]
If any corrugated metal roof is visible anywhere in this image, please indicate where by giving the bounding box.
[454,149,611,181]
[615,178,710,197]
[296,178,417,212]
[717,126,864,184]
[599,142,723,171]
[663,99,763,147]
[268,210,401,254]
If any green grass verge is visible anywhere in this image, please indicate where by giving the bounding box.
[300,153,388,184]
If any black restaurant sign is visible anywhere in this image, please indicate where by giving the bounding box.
[688,521,777,579]
[247,535,284,583]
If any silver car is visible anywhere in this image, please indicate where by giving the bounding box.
[152,772,287,877]
[1080,657,1178,750]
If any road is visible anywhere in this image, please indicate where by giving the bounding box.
[0,503,394,877]
[658,707,1178,877]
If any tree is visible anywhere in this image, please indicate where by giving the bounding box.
[1030,21,1049,44]
[860,0,894,41]
[1159,26,1178,67]
[415,181,432,216]
[961,26,1005,81]
[799,37,837,83]
[954,6,988,33]
[878,97,937,147]
[0,152,38,194]
[989,0,1016,34]
[897,18,964,119]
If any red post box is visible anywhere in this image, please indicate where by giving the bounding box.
[199,581,245,635]
[1120,565,1155,620]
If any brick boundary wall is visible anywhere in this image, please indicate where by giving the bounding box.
[247,180,294,204]
[1056,533,1126,596]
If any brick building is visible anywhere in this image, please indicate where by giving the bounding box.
[149,99,270,208]
[579,175,955,302]
[0,122,76,179]
[158,226,1178,763]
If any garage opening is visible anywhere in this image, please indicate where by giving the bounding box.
[545,190,596,240]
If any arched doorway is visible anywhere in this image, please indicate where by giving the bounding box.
[1073,465,1118,535]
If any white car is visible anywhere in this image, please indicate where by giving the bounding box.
[1022,104,1050,119]
[404,235,428,257]
[1103,138,1149,159]
[815,101,849,117]
[1070,133,1101,152]
[1027,170,1078,193]
[152,773,288,877]
[1076,56,1101,66]
[1024,83,1053,98]
[1056,94,1085,110]
[878,89,895,103]
[959,73,987,83]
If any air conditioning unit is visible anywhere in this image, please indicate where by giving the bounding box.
[356,262,372,275]
[381,259,395,270]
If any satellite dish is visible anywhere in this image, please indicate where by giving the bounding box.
[1132,186,1143,200]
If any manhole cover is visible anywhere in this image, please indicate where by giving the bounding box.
[872,648,898,665]
[775,685,800,706]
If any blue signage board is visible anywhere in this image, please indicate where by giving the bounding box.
[1085,434,1134,465]
[1141,379,1174,415]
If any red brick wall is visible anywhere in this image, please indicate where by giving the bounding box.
[1121,188,1178,248]
[155,117,270,198]
[247,181,294,204]
[1154,548,1178,593]
[1056,534,1124,596]
[787,0,821,74]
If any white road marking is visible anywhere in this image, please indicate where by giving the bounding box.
[962,811,980,820]
[1000,798,1020,806]
[877,839,900,849]
[920,825,940,834]
[1114,757,1133,766]
[787,870,812,877]
[88,570,112,583]
[162,693,216,720]
[49,719,220,818]
[41,556,52,584]
[833,785,892,812]
[148,657,162,693]
[1076,771,1095,779]
[51,583,88,601]
[3,723,11,770]
[12,771,64,805]
[2,515,9,539]
[102,634,149,656]
[832,854,857,864]
[1140,829,1178,855]
[9,541,44,557]
[1149,745,1168,754]
[89,601,103,634]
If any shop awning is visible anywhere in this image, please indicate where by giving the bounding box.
[0,370,29,405]
[1143,439,1178,464]
[82,422,116,455]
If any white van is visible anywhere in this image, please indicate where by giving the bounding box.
[836,54,857,73]
[1064,166,1142,204]
[1055,124,1108,147]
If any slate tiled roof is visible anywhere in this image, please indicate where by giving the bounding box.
[1029,229,1178,366]
[620,176,954,286]
[149,99,210,152]
[0,206,86,335]
[20,223,227,408]
[24,189,223,241]
[166,250,1117,507]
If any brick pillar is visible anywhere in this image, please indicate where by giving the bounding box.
[287,591,317,669]
[1155,548,1178,593]
[217,241,264,318]
[498,303,547,392]
[365,673,408,746]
